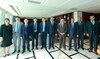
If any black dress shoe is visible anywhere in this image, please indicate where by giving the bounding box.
[28,50,31,52]
[81,48,84,50]
[7,54,10,56]
[52,47,55,49]
[31,48,34,50]
[41,47,43,49]
[18,50,20,53]
[22,51,25,54]
[75,49,78,52]
[12,50,16,54]
[3,55,6,57]
[68,48,71,51]
[78,47,80,49]
[36,47,38,49]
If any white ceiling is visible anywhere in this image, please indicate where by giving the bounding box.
[0,0,100,18]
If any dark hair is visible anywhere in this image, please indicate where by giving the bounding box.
[15,16,20,18]
[5,18,10,21]
[4,18,10,24]
[70,17,74,19]
[90,15,95,17]
[42,17,46,19]
[34,17,37,19]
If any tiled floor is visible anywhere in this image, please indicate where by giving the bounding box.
[0,38,100,59]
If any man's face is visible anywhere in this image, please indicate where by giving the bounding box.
[16,17,20,22]
[61,19,64,23]
[24,19,28,24]
[42,18,45,22]
[5,20,9,24]
[71,18,74,23]
[78,17,81,21]
[50,17,54,21]
[33,18,37,22]
[90,16,95,21]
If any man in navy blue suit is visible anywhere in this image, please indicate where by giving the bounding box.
[76,17,85,50]
[47,17,57,49]
[68,18,79,52]
[86,15,100,55]
[39,18,48,49]
[30,17,39,50]
[22,19,31,54]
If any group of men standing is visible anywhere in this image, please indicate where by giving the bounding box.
[12,15,100,55]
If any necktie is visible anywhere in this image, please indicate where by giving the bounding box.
[43,23,45,32]
[72,23,74,28]
[51,22,53,26]
[78,22,81,25]
[16,23,18,32]
[34,23,37,32]
[92,21,94,25]
[25,25,27,34]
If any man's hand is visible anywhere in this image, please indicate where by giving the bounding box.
[60,33,63,35]
[77,35,79,37]
[39,33,41,36]
[67,34,69,36]
[1,37,3,41]
[21,37,23,40]
[29,36,31,38]
[99,35,100,37]
[87,34,89,37]
[47,34,49,36]
[83,33,85,36]
[55,34,57,36]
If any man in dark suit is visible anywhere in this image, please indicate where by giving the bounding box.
[76,17,85,50]
[22,19,31,54]
[58,18,67,50]
[47,17,57,49]
[99,20,100,44]
[68,18,79,52]
[39,18,48,49]
[86,15,100,55]
[30,17,39,50]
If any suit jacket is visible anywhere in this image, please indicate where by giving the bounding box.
[39,22,48,34]
[47,21,57,35]
[68,23,79,37]
[30,22,39,36]
[86,21,99,36]
[22,24,31,38]
[99,22,100,35]
[13,22,23,37]
[58,23,67,37]
[76,21,85,34]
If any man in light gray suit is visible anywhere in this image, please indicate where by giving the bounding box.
[58,18,67,50]
[12,16,23,54]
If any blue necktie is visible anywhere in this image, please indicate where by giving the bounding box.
[78,22,81,25]
[16,23,18,32]
[72,23,74,28]
[25,25,27,34]
[43,23,45,32]
[34,23,37,32]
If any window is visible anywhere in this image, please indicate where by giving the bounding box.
[0,10,1,26]
[5,13,8,18]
